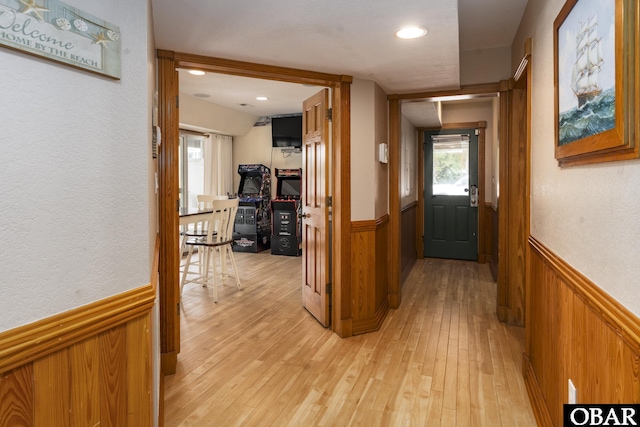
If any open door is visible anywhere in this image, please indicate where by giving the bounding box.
[302,89,330,326]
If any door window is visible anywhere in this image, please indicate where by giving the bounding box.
[432,135,469,196]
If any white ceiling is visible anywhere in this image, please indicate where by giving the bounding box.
[152,0,528,127]
[178,70,323,118]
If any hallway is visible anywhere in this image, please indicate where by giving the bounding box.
[164,253,536,426]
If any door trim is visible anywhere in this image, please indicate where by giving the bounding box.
[388,84,497,308]
[156,50,353,375]
[498,40,532,327]
[420,122,486,263]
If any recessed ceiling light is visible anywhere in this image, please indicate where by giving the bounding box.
[239,103,254,108]
[188,70,206,76]
[256,96,269,101]
[395,26,427,39]
[193,93,210,98]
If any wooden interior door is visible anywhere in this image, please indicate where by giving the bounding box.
[302,89,330,327]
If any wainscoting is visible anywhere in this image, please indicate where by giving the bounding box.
[525,237,640,426]
[401,202,417,284]
[351,215,390,335]
[487,203,498,281]
[0,285,155,426]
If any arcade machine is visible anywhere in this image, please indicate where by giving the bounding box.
[233,164,271,253]
[270,168,302,256]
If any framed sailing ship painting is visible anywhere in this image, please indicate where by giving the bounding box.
[554,0,639,166]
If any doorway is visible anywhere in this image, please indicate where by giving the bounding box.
[423,127,479,261]
[156,49,353,375]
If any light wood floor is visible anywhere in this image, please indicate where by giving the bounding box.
[165,251,537,426]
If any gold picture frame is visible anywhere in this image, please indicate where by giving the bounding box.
[554,0,638,166]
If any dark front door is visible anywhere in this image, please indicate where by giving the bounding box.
[424,128,479,261]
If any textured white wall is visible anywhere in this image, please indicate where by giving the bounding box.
[350,78,377,221]
[513,0,640,315]
[374,82,389,219]
[0,0,151,332]
[180,93,257,137]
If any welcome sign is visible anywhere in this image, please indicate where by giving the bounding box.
[0,0,121,79]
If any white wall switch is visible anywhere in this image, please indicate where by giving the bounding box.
[379,142,388,164]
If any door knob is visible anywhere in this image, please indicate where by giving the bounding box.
[469,185,478,207]
[299,213,310,219]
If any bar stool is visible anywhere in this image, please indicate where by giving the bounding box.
[179,195,216,279]
[180,198,241,302]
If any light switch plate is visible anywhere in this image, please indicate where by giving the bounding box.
[379,142,388,163]
[568,379,577,404]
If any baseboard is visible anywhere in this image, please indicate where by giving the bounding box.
[161,351,178,375]
[488,254,498,281]
[352,298,389,335]
[523,353,554,427]
[496,305,508,322]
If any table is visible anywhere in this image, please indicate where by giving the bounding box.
[178,208,215,287]
[179,207,213,226]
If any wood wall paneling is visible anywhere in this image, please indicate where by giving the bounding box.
[488,204,498,281]
[523,354,554,427]
[401,202,417,284]
[351,216,390,335]
[100,327,127,427]
[351,221,376,324]
[375,216,390,311]
[0,285,155,427]
[127,314,152,426]
[0,364,33,427]
[0,287,155,376]
[525,237,640,426]
[34,349,70,426]
[70,337,100,426]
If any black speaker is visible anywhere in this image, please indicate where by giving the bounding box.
[271,235,301,256]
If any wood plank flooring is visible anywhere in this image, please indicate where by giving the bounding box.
[165,252,537,426]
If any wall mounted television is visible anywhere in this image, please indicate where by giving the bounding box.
[271,114,302,148]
